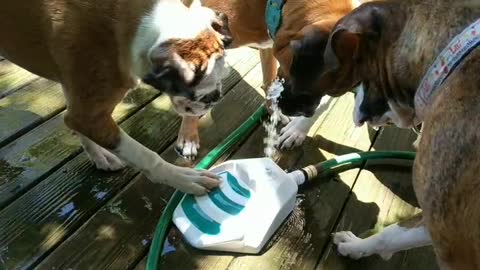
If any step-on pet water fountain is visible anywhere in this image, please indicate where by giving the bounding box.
[172,79,299,253]
[172,157,308,253]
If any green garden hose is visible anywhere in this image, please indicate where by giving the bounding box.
[146,106,267,270]
[146,105,416,270]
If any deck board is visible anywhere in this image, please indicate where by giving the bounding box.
[0,61,38,98]
[0,48,256,210]
[0,48,258,270]
[0,95,182,270]
[0,46,439,269]
[0,78,65,147]
[159,93,377,270]
[0,86,158,209]
[36,61,264,270]
[316,127,438,270]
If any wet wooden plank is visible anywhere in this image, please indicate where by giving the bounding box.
[0,48,258,270]
[225,94,376,270]
[0,86,159,209]
[0,47,257,209]
[0,79,65,147]
[0,61,39,98]
[317,127,438,270]
[159,93,377,270]
[0,95,178,270]
[133,256,147,270]
[36,63,264,270]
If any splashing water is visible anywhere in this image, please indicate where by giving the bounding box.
[263,79,285,158]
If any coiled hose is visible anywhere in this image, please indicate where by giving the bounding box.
[146,106,416,270]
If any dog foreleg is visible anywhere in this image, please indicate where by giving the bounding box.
[65,107,219,195]
[333,213,432,260]
[278,95,334,149]
[176,115,200,160]
[259,48,277,92]
[76,132,126,171]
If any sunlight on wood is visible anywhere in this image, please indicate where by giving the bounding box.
[40,224,66,251]
[96,225,116,241]
[151,96,173,112]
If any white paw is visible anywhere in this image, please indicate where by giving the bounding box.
[176,131,200,160]
[332,231,393,260]
[163,166,222,195]
[333,231,367,259]
[86,147,126,171]
[277,117,312,150]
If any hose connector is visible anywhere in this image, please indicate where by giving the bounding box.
[288,170,305,185]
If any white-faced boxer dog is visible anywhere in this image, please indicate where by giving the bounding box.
[176,0,367,155]
[279,0,480,268]
[0,0,234,195]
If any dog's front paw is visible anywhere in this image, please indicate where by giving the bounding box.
[165,166,221,195]
[176,133,199,160]
[86,145,126,171]
[333,231,392,260]
[176,117,200,160]
[333,231,372,259]
[277,117,312,150]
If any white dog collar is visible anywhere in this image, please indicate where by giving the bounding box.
[415,18,480,120]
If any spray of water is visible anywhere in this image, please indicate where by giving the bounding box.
[263,79,285,159]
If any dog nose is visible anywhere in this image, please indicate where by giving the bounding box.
[297,109,314,118]
[221,35,233,47]
[216,12,227,21]
[356,113,370,126]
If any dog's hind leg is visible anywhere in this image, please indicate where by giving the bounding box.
[333,212,432,260]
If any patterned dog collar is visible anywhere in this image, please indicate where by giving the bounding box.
[415,18,480,119]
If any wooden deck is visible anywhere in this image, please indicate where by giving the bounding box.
[0,48,438,270]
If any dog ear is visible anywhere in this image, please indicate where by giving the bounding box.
[323,3,388,72]
[212,12,233,48]
[142,43,196,96]
[182,0,201,8]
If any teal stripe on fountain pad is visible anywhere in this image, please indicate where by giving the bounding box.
[208,189,244,215]
[180,171,251,234]
[219,171,251,198]
[181,195,221,235]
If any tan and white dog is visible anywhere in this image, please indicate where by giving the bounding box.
[0,0,234,195]
[176,0,367,154]
[279,0,480,268]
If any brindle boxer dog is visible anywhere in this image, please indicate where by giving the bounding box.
[279,0,480,268]
[0,0,233,195]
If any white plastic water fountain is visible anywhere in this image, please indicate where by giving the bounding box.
[172,157,307,253]
[172,79,304,254]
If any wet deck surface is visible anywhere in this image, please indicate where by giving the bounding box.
[0,48,438,270]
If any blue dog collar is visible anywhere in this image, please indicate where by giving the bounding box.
[265,0,285,39]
